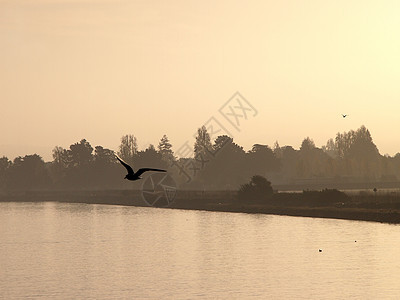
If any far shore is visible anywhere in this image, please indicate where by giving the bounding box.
[1,189,400,224]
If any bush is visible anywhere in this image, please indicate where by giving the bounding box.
[237,175,273,202]
[302,188,348,205]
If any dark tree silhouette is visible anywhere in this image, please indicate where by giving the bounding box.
[69,139,94,167]
[189,126,214,187]
[6,154,51,190]
[297,137,317,178]
[322,138,336,158]
[118,134,138,166]
[278,146,299,183]
[2,124,398,191]
[328,126,381,179]
[237,175,273,202]
[246,144,280,176]
[0,156,11,191]
[50,146,70,186]
[135,144,167,170]
[273,141,282,159]
[206,135,246,189]
[94,146,115,165]
[52,146,69,167]
[348,126,380,179]
[92,146,121,188]
[194,126,212,158]
[158,134,174,162]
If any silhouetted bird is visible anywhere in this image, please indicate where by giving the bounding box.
[116,156,166,181]
[342,114,348,118]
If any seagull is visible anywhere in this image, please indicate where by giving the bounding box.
[116,156,166,181]
[342,114,348,118]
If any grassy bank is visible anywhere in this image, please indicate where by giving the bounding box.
[1,189,400,224]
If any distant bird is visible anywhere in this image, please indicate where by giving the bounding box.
[342,114,348,118]
[319,249,322,252]
[116,156,166,181]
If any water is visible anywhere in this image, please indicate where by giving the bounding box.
[1,202,400,299]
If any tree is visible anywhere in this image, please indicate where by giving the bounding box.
[52,139,95,188]
[300,137,315,151]
[0,156,11,191]
[335,130,355,159]
[332,126,381,178]
[246,144,280,176]
[322,138,337,158]
[50,146,70,187]
[118,134,138,166]
[52,146,70,168]
[273,141,282,159]
[69,139,94,167]
[348,126,380,178]
[214,135,233,152]
[7,154,51,190]
[135,144,167,170]
[278,146,299,182]
[204,135,246,189]
[94,146,116,165]
[194,126,212,158]
[92,146,120,188]
[158,134,174,162]
[51,141,121,189]
[189,126,214,187]
[298,137,317,178]
[237,175,273,202]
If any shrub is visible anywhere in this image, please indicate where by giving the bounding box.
[237,175,273,202]
[302,188,348,205]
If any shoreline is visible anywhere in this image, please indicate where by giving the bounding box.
[169,202,400,224]
[1,190,400,224]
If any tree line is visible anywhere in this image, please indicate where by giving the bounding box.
[1,125,400,192]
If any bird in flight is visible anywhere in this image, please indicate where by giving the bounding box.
[342,114,348,118]
[116,156,166,181]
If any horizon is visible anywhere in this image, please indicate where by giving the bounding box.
[0,123,396,163]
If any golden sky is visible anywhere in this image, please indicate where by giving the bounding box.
[1,0,400,161]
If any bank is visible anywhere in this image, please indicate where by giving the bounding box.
[1,189,400,224]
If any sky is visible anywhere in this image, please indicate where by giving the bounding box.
[1,0,400,161]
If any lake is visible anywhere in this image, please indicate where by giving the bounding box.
[1,202,400,299]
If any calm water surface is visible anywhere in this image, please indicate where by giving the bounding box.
[1,202,400,299]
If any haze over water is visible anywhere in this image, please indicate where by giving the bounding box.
[1,202,400,299]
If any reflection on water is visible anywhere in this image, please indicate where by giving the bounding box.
[1,202,400,299]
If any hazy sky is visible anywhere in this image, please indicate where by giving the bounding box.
[1,0,400,161]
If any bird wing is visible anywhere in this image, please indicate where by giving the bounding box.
[135,168,166,177]
[116,156,134,175]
